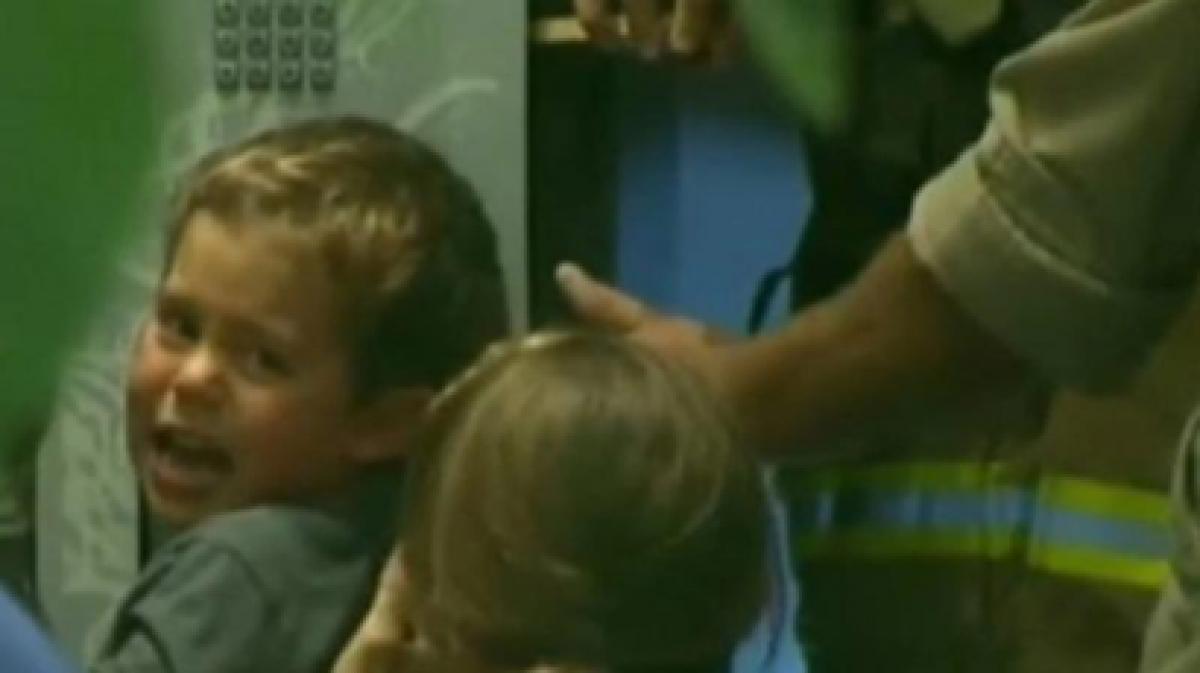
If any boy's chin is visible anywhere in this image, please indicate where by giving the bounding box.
[140,479,220,532]
[137,443,234,531]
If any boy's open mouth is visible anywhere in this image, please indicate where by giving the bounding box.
[145,425,234,497]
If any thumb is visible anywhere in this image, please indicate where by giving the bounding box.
[555,263,653,332]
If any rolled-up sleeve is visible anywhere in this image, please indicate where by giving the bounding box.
[909,0,1200,388]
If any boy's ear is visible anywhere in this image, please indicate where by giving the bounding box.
[349,388,433,465]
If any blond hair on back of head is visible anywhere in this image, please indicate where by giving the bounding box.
[400,330,768,673]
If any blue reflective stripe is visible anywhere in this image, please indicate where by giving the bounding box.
[796,491,1031,530]
[792,488,1170,561]
[1028,502,1169,559]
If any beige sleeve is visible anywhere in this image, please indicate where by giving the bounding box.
[909,0,1200,389]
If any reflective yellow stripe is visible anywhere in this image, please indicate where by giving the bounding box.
[794,531,1169,589]
[789,462,1172,590]
[791,462,1171,525]
[796,530,1021,559]
[1027,545,1168,589]
[1038,476,1170,526]
[791,462,1021,493]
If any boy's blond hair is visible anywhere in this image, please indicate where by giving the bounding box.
[400,331,767,672]
[167,116,508,397]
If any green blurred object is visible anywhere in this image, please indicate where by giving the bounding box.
[0,3,156,440]
[737,0,852,134]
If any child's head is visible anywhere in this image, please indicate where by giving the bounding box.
[397,331,767,673]
[127,116,507,530]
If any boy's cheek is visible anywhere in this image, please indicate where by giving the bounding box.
[127,354,163,410]
[127,346,176,430]
[234,394,300,441]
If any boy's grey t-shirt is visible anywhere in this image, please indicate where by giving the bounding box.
[90,505,388,673]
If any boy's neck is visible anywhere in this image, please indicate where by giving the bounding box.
[142,469,403,558]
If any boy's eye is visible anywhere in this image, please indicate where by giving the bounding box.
[244,346,293,380]
[155,306,201,349]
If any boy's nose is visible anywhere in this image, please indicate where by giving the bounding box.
[172,347,227,407]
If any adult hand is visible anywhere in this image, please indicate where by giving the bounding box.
[555,263,807,457]
[554,263,733,392]
[557,234,1040,460]
[572,0,737,63]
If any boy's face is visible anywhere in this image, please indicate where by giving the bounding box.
[128,211,367,530]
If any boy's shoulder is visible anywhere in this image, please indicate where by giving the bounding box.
[191,505,362,551]
[93,506,386,672]
[177,505,381,586]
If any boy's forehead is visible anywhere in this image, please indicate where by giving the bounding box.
[167,212,345,341]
